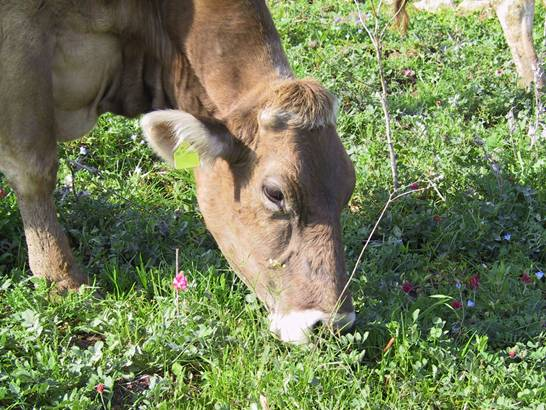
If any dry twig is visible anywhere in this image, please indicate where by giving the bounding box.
[354,0,405,189]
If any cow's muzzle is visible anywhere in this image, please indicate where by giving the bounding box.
[268,309,356,344]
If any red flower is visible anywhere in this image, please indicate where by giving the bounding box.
[451,300,463,309]
[508,350,516,359]
[95,383,105,394]
[409,182,419,191]
[468,275,480,289]
[520,273,532,284]
[433,215,442,224]
[401,281,414,294]
[0,187,6,199]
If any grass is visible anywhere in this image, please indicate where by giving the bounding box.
[1,1,545,408]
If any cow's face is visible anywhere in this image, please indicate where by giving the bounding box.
[141,80,355,343]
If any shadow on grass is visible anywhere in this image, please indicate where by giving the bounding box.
[1,162,544,354]
[342,170,545,352]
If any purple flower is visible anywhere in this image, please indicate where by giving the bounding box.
[468,275,480,290]
[467,299,475,308]
[520,273,532,284]
[401,281,414,294]
[455,280,462,289]
[535,271,544,280]
[503,233,511,241]
[451,300,463,309]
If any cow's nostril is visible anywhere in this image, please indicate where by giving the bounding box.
[333,311,356,333]
[311,319,323,332]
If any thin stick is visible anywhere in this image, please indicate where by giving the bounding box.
[333,182,430,324]
[354,0,399,189]
[175,248,179,275]
[175,248,180,315]
[427,177,446,202]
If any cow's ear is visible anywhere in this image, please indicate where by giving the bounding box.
[140,110,233,166]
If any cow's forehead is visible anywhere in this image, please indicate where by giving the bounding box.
[258,126,352,194]
[260,79,338,130]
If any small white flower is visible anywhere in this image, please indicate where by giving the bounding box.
[134,166,142,175]
[130,134,138,142]
[79,146,88,156]
[64,175,73,187]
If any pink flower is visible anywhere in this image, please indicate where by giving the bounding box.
[451,300,462,309]
[409,182,419,190]
[402,68,415,78]
[508,350,516,359]
[173,271,188,291]
[468,275,480,290]
[401,281,414,294]
[96,383,105,394]
[520,273,532,284]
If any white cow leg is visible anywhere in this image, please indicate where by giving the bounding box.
[413,0,455,12]
[496,0,542,87]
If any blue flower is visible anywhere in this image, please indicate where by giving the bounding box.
[503,233,511,241]
[536,271,544,280]
[455,280,462,289]
[467,299,475,308]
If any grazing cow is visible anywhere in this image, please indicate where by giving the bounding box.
[0,1,356,343]
[395,0,544,87]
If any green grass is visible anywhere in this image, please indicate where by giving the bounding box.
[1,1,545,408]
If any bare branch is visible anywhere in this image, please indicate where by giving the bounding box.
[354,0,399,190]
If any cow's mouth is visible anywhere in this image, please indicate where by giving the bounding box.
[268,309,356,344]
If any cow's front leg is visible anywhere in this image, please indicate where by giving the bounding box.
[496,0,543,88]
[0,7,87,291]
[4,146,88,291]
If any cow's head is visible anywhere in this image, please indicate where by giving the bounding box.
[141,79,355,343]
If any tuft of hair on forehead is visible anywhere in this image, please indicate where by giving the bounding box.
[260,79,339,130]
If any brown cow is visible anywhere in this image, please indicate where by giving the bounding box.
[0,1,355,343]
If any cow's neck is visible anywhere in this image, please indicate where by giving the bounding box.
[166,0,292,122]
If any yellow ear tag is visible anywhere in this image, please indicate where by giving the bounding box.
[174,142,200,169]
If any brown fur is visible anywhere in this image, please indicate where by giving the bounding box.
[259,79,338,130]
[394,0,410,32]
[0,0,355,330]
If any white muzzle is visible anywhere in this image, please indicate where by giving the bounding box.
[269,309,356,344]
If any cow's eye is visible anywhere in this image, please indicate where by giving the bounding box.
[263,184,284,209]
